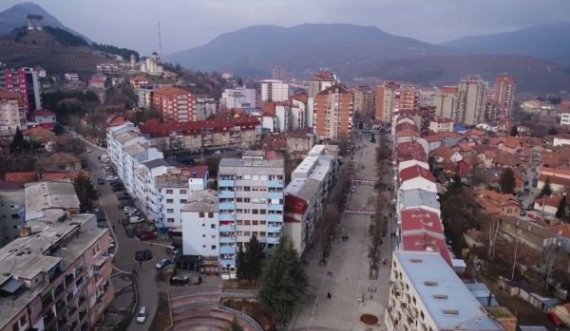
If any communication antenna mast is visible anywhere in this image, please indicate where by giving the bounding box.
[158,21,162,58]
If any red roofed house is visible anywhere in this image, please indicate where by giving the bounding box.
[399,165,437,193]
[475,189,521,218]
[42,170,90,182]
[4,172,37,184]
[106,113,126,127]
[538,167,570,193]
[30,109,56,129]
[35,152,82,173]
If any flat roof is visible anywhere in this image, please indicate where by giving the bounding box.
[401,189,440,211]
[25,182,80,221]
[285,178,321,203]
[220,156,284,169]
[182,190,218,213]
[395,251,503,331]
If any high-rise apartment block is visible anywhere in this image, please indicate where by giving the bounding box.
[152,86,196,123]
[458,78,486,126]
[261,79,289,102]
[375,82,400,123]
[0,66,41,112]
[217,151,285,277]
[352,85,376,114]
[433,86,459,122]
[0,214,114,331]
[494,74,516,120]
[308,71,339,129]
[314,84,353,141]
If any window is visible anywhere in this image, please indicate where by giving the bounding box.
[252,221,259,225]
[244,220,251,225]
[210,224,216,229]
[244,186,251,192]
[236,198,243,202]
[252,209,259,215]
[244,231,251,236]
[211,245,217,250]
[199,212,205,217]
[236,220,243,225]
[167,209,174,213]
[244,198,251,203]
[202,223,205,227]
[180,189,187,194]
[12,322,18,331]
[211,235,216,239]
[167,218,175,223]
[180,199,187,203]
[166,199,174,203]
[260,221,266,225]
[208,212,214,218]
[166,189,173,194]
[20,316,26,326]
[202,234,206,238]
[260,209,266,215]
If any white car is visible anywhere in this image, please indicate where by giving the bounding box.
[136,306,148,323]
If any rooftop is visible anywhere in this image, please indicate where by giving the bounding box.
[25,182,80,221]
[181,189,218,213]
[401,189,440,211]
[35,152,81,166]
[395,251,503,331]
[285,178,321,203]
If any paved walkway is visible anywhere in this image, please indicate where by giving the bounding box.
[289,133,394,331]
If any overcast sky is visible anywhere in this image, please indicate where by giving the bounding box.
[2,0,569,55]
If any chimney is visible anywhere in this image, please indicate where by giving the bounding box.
[20,226,32,237]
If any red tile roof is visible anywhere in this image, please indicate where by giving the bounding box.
[139,116,260,138]
[43,170,89,181]
[154,86,192,97]
[400,209,442,233]
[399,165,436,183]
[4,172,37,184]
[402,234,452,265]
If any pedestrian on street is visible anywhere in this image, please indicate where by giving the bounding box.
[327,292,332,300]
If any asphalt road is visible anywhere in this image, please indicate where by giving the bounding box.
[78,140,167,330]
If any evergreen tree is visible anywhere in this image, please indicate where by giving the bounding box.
[259,236,307,326]
[245,235,264,282]
[236,245,247,280]
[9,127,30,153]
[556,195,567,220]
[540,177,553,197]
[510,125,518,136]
[73,172,98,212]
[225,316,244,331]
[498,167,516,194]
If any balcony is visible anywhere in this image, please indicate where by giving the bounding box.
[219,190,234,198]
[267,224,282,233]
[267,192,283,200]
[218,179,235,187]
[219,236,236,244]
[267,214,282,222]
[266,236,280,245]
[219,202,236,210]
[267,180,284,188]
[219,245,235,255]
[219,224,236,232]
[268,204,283,212]
[219,213,235,221]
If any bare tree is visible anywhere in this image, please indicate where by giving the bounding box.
[486,217,502,259]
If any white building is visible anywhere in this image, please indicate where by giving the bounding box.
[284,145,339,255]
[261,79,289,102]
[275,103,291,132]
[140,52,164,76]
[553,135,570,147]
[195,95,218,120]
[290,94,308,130]
[181,189,219,257]
[560,112,570,126]
[385,251,504,331]
[134,159,179,222]
[136,84,156,108]
[428,117,454,133]
[221,87,256,109]
[0,91,24,136]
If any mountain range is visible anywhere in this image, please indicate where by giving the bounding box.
[1,2,569,93]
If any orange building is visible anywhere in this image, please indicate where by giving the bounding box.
[314,84,353,141]
[494,74,516,119]
[375,82,399,123]
[152,86,196,123]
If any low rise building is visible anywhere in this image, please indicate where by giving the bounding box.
[24,181,80,222]
[0,90,25,136]
[35,152,82,173]
[429,117,454,133]
[181,189,219,257]
[0,214,114,331]
[0,182,24,247]
[221,87,256,109]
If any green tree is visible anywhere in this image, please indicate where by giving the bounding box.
[245,235,264,282]
[236,245,247,280]
[225,316,244,331]
[259,236,307,326]
[510,125,518,136]
[9,127,30,153]
[498,167,516,194]
[73,172,98,212]
[540,177,553,197]
[556,195,567,220]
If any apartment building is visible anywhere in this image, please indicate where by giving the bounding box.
[494,74,516,120]
[194,95,217,121]
[376,82,400,123]
[458,78,486,126]
[314,84,353,141]
[261,79,289,102]
[217,151,285,276]
[0,214,114,331]
[136,84,157,108]
[139,116,261,151]
[352,85,376,114]
[284,145,339,255]
[0,66,41,112]
[154,166,208,234]
[385,251,503,331]
[290,92,308,130]
[181,189,219,257]
[152,86,196,123]
[308,71,339,128]
[0,182,24,248]
[428,117,454,134]
[433,86,459,122]
[0,89,25,136]
[134,159,180,223]
[221,87,256,109]
[24,181,80,222]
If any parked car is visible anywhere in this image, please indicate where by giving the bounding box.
[166,245,180,256]
[134,249,153,262]
[170,275,189,286]
[97,177,105,185]
[138,232,158,241]
[136,306,148,323]
[97,222,108,229]
[118,201,133,209]
[155,258,171,270]
[125,227,136,238]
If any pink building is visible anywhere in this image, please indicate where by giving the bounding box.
[0,214,114,331]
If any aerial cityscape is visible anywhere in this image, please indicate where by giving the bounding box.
[0,1,570,331]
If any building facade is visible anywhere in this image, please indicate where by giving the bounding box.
[458,78,486,126]
[221,87,256,109]
[261,79,289,102]
[0,66,41,112]
[181,189,219,257]
[217,152,285,277]
[0,90,25,136]
[314,84,353,141]
[152,87,196,123]
[376,82,400,123]
[494,74,516,120]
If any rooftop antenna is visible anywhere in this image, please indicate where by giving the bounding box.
[158,21,162,59]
